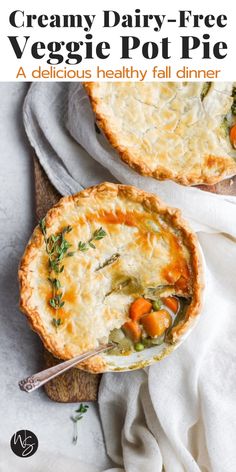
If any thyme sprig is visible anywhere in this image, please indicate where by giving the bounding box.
[95,253,120,271]
[39,220,107,329]
[39,219,72,272]
[78,227,107,252]
[71,404,89,445]
[200,82,211,101]
[232,86,236,115]
[48,277,65,310]
[39,218,73,325]
[52,317,62,328]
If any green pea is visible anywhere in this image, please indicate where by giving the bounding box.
[152,300,161,311]
[134,343,145,352]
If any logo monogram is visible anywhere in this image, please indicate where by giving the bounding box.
[10,430,38,458]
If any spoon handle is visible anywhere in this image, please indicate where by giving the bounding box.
[18,343,114,393]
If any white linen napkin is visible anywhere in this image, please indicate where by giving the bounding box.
[23,83,236,472]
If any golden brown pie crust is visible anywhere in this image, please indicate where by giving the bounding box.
[84,82,236,186]
[19,183,204,373]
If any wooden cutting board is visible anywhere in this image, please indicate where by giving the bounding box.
[34,155,236,402]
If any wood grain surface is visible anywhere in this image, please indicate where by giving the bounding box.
[197,176,236,195]
[34,154,236,403]
[34,156,101,403]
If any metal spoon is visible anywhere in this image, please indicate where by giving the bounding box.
[18,343,114,393]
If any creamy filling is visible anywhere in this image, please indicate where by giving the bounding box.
[108,294,191,355]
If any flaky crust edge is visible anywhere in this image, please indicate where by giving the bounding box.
[84,82,236,187]
[18,182,204,373]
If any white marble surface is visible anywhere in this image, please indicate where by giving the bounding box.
[0,83,111,470]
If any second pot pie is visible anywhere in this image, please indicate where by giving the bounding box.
[85,82,236,186]
[19,183,204,373]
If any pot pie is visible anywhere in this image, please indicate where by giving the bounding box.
[85,82,236,186]
[19,183,204,373]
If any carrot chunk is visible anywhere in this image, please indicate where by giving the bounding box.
[123,320,141,343]
[162,296,179,314]
[129,297,152,321]
[230,124,236,149]
[140,310,172,337]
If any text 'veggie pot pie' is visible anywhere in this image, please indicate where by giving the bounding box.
[19,183,204,373]
[85,82,236,186]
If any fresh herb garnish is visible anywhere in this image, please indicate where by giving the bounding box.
[92,227,107,240]
[71,404,89,445]
[48,277,61,290]
[40,221,106,325]
[39,217,47,236]
[95,253,120,271]
[78,227,107,252]
[39,218,73,320]
[105,278,133,297]
[78,241,89,252]
[52,317,62,327]
[231,86,236,115]
[221,116,230,137]
[39,219,72,272]
[49,293,65,309]
[200,82,211,101]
